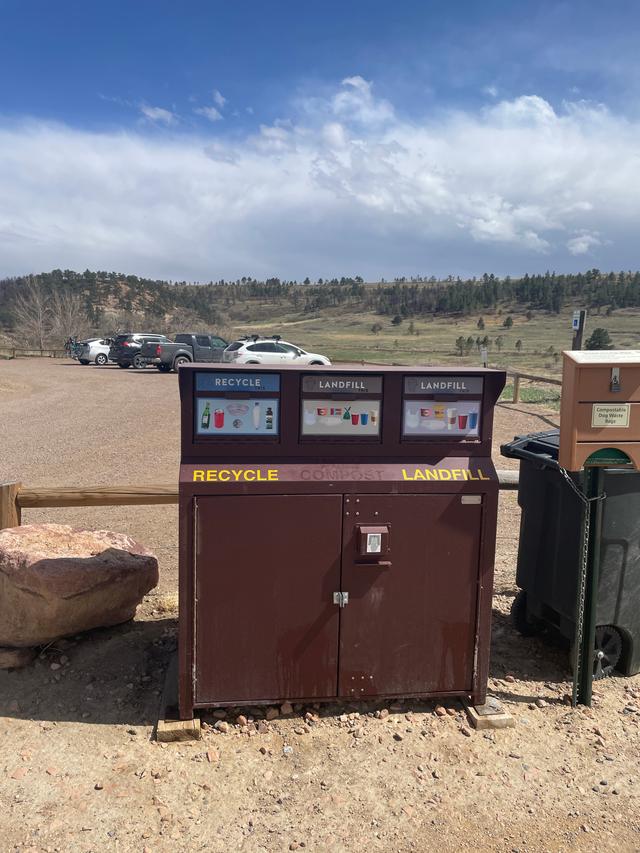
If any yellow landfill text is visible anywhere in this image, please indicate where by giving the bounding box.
[401,468,491,481]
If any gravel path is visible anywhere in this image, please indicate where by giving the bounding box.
[1,358,639,852]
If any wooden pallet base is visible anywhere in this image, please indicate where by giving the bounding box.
[462,696,515,730]
[155,652,201,742]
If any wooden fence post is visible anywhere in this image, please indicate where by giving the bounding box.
[512,374,521,403]
[0,482,22,530]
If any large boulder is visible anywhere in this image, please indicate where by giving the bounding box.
[0,523,159,649]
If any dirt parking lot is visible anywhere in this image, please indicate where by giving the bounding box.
[1,358,639,852]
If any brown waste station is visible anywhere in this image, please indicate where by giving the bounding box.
[178,363,506,719]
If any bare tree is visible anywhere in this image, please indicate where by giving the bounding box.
[50,289,90,341]
[11,277,51,350]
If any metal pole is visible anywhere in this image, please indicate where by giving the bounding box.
[571,309,587,351]
[572,466,605,706]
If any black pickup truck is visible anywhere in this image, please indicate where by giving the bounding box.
[139,333,228,372]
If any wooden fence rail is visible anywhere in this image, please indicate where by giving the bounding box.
[0,347,67,359]
[506,371,562,404]
[0,474,519,530]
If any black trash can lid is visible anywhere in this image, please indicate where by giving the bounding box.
[501,428,560,466]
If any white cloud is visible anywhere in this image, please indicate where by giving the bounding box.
[139,104,177,125]
[194,106,223,122]
[331,76,395,125]
[567,230,602,255]
[1,85,640,280]
[482,85,498,98]
[212,89,226,109]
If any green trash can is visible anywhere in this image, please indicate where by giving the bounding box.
[501,429,640,678]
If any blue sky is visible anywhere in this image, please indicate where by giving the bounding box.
[1,1,640,280]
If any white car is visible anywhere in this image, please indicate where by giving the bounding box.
[76,338,112,365]
[223,336,331,366]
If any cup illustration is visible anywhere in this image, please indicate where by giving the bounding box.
[370,411,377,426]
[214,409,225,429]
[304,410,316,426]
[406,409,419,429]
[434,404,445,420]
[317,407,328,417]
[469,411,478,429]
[446,408,457,429]
[360,412,369,426]
[458,413,468,429]
[420,407,432,418]
[343,407,352,421]
[351,413,360,425]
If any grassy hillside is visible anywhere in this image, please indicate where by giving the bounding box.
[1,268,638,379]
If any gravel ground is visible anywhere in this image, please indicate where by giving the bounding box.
[1,358,639,852]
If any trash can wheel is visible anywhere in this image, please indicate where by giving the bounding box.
[510,590,543,637]
[593,625,623,680]
[570,625,623,680]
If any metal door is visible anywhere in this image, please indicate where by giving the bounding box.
[195,495,342,704]
[339,494,482,698]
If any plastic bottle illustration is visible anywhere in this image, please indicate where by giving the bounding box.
[253,401,261,430]
[201,402,211,430]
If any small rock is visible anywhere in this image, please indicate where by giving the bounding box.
[294,727,306,735]
[214,721,230,733]
[10,768,26,781]
[206,749,219,763]
[127,728,137,736]
[265,707,279,721]
[459,727,472,737]
[434,706,447,718]
[94,782,103,790]
[353,727,365,738]
[257,721,269,734]
[236,715,248,727]
[259,746,267,755]
[505,675,516,683]
[581,824,591,833]
[280,701,293,716]
[50,662,61,671]
[283,745,293,756]
[378,708,389,719]
[393,733,403,741]
[535,699,547,708]
[445,708,457,717]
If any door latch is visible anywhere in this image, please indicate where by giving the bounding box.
[610,367,621,392]
[333,591,349,608]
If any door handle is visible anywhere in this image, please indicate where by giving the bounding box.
[354,560,392,568]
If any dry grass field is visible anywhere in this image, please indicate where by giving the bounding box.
[1,357,640,852]
[227,306,640,375]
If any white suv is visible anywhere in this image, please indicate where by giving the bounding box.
[223,336,331,366]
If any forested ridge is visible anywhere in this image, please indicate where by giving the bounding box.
[1,267,639,346]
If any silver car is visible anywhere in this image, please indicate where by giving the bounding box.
[76,339,112,365]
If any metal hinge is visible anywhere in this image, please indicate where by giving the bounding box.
[333,592,349,608]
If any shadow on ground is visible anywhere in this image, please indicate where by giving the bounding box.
[0,603,578,729]
[0,617,176,727]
